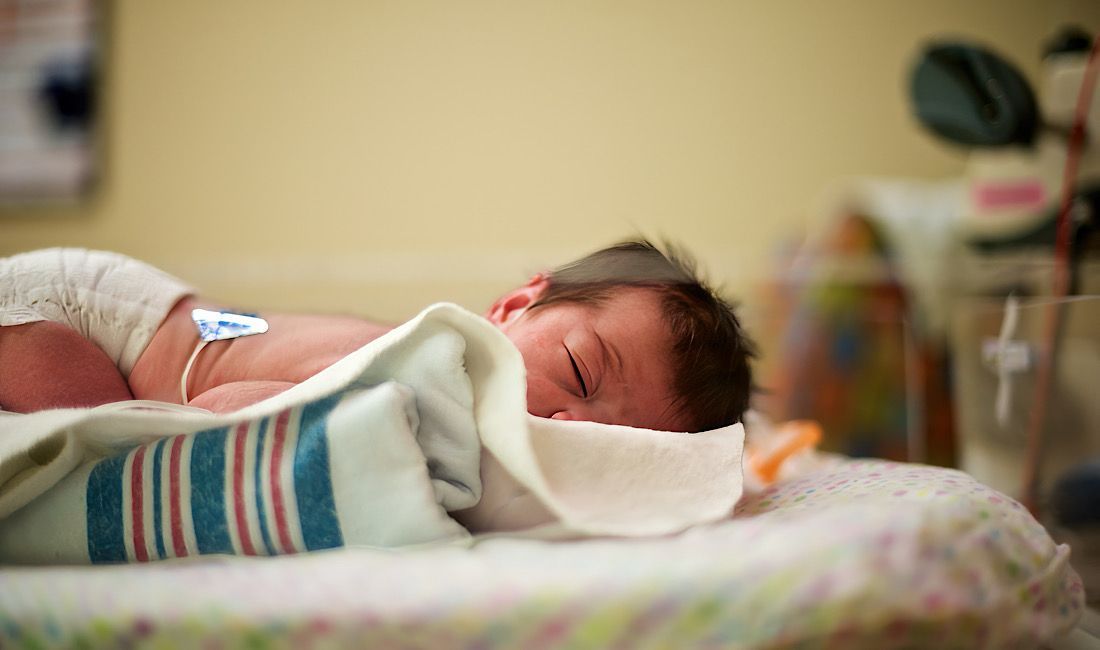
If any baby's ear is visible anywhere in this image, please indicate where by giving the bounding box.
[486,274,549,325]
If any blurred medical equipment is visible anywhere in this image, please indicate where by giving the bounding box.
[911,39,1039,148]
[911,27,1100,610]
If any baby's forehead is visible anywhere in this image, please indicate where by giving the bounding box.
[542,287,668,319]
[550,289,676,359]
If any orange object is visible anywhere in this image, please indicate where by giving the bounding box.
[750,420,823,484]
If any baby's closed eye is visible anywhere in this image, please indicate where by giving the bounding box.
[565,346,588,397]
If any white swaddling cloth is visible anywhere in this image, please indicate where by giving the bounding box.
[0,248,194,377]
[245,304,747,538]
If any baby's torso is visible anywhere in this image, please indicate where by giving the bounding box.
[128,297,393,405]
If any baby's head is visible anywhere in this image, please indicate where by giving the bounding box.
[486,240,755,432]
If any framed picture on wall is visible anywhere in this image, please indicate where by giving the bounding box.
[0,0,100,203]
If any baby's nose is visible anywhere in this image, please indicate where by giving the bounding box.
[549,411,574,421]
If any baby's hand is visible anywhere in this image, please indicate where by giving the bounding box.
[186,381,296,414]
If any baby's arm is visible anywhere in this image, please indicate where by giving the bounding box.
[0,321,133,412]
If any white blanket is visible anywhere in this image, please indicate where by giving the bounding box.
[0,303,744,563]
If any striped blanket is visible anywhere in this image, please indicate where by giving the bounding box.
[83,396,351,562]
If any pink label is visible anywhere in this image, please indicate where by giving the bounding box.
[972,179,1047,212]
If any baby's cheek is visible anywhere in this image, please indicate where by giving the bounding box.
[522,374,563,418]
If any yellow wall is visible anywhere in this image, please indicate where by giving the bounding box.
[2,1,1098,321]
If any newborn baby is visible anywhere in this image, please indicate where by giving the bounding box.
[0,241,754,432]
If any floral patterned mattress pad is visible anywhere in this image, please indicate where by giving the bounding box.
[0,457,1084,649]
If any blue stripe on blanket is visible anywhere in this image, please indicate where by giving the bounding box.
[191,424,232,556]
[191,426,233,555]
[86,453,127,563]
[151,438,167,560]
[296,395,344,551]
[254,417,276,556]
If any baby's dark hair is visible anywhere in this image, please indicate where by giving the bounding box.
[529,239,756,431]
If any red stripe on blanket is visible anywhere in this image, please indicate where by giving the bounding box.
[232,422,256,555]
[270,410,295,554]
[169,435,188,557]
[130,446,149,562]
